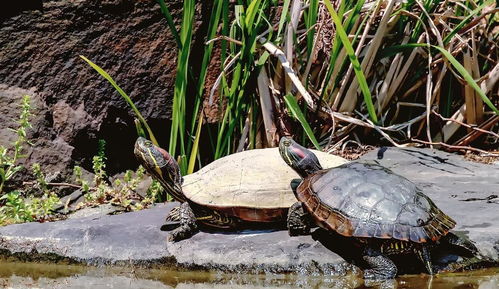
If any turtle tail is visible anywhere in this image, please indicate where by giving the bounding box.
[422,207,456,242]
[404,209,455,243]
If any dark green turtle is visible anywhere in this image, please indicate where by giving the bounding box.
[279,137,478,279]
[134,137,347,242]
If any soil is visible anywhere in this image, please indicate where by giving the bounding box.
[464,151,499,165]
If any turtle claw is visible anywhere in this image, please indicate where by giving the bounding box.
[161,221,181,231]
[168,225,197,242]
[362,250,397,280]
[363,269,396,280]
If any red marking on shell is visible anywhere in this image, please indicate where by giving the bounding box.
[203,204,287,223]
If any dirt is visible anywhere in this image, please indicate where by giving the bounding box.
[464,151,499,165]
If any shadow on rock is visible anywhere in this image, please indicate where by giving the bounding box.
[311,228,496,276]
[161,221,287,235]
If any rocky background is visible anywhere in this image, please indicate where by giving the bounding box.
[0,0,209,188]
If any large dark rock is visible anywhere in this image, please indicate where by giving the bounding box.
[0,85,75,190]
[0,0,209,183]
[0,148,497,275]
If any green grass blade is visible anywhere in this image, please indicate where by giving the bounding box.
[276,0,291,43]
[169,0,195,159]
[284,94,321,150]
[381,42,499,115]
[305,0,319,57]
[187,113,203,174]
[157,0,182,49]
[245,0,262,28]
[323,0,378,123]
[177,155,187,178]
[431,45,499,115]
[443,0,493,45]
[190,0,224,134]
[79,55,159,146]
[134,118,146,138]
[320,0,365,102]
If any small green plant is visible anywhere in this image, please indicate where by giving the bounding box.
[0,164,61,226]
[30,192,60,221]
[32,163,49,194]
[75,140,163,211]
[93,139,107,186]
[147,179,165,203]
[0,189,61,226]
[0,95,32,194]
[0,191,34,224]
[30,163,61,220]
[73,165,90,194]
[0,97,62,226]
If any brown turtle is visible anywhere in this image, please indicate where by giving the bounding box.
[134,137,347,241]
[279,136,478,279]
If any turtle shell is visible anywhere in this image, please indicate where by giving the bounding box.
[183,148,347,222]
[297,162,456,243]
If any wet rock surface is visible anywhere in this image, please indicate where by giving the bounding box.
[0,148,497,274]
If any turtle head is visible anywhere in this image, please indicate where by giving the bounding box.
[279,136,322,178]
[134,137,185,202]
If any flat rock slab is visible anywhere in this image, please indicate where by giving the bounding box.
[0,147,497,274]
[360,147,499,260]
[0,203,350,274]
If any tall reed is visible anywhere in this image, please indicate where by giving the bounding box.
[84,0,498,177]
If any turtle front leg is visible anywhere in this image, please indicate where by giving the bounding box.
[166,206,181,222]
[168,202,198,242]
[161,206,182,231]
[287,202,312,236]
[362,247,398,279]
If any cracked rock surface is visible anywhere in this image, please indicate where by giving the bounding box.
[0,148,497,274]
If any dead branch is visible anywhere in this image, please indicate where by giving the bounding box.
[410,139,499,156]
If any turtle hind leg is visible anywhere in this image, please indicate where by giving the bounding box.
[362,247,398,280]
[416,245,434,275]
[168,202,198,242]
[287,202,312,236]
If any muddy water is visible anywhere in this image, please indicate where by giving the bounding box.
[0,261,497,289]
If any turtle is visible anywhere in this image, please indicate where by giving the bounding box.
[278,136,479,279]
[134,137,347,242]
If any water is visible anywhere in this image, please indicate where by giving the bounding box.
[0,261,497,289]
